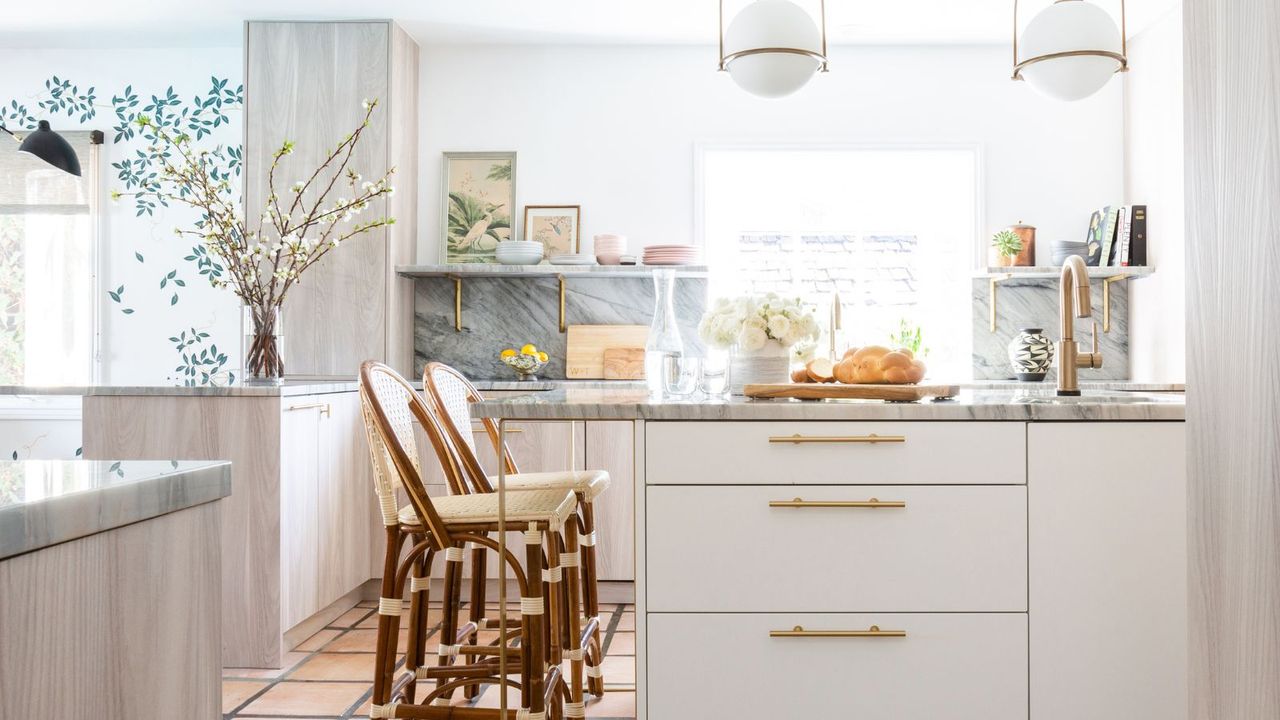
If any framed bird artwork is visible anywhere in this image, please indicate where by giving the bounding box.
[441,151,516,263]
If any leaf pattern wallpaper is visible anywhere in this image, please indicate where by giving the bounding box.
[2,71,243,388]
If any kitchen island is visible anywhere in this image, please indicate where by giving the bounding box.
[0,460,229,719]
[472,388,1187,720]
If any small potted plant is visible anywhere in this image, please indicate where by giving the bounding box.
[990,229,1024,268]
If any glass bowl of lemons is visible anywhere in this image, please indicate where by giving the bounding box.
[500,344,550,381]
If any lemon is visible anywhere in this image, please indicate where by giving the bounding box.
[500,349,517,359]
[520,343,538,356]
[537,351,549,363]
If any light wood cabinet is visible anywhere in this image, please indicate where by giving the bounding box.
[1028,422,1187,720]
[585,421,634,581]
[83,390,376,668]
[245,21,418,376]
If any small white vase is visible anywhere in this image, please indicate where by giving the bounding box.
[730,340,791,395]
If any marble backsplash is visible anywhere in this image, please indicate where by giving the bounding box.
[413,275,708,379]
[973,277,1130,381]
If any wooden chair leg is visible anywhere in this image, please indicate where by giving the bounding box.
[562,529,586,719]
[435,542,464,700]
[523,524,548,718]
[579,500,605,697]
[404,534,427,704]
[371,527,406,711]
[464,542,486,700]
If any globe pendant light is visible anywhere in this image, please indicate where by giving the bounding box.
[1013,0,1128,102]
[718,0,828,99]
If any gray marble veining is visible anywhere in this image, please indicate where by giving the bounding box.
[973,277,1130,381]
[470,387,1185,422]
[0,379,363,397]
[0,460,231,560]
[413,274,707,379]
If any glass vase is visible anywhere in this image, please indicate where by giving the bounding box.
[644,268,684,395]
[242,304,285,385]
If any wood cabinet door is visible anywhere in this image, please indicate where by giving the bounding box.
[1028,422,1186,720]
[279,401,323,630]
[585,421,634,581]
[318,392,376,604]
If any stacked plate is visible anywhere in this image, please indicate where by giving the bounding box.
[495,240,544,265]
[548,253,597,266]
[642,244,702,266]
[594,234,627,265]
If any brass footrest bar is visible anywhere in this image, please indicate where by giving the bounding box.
[769,497,905,509]
[768,433,905,445]
[770,624,906,638]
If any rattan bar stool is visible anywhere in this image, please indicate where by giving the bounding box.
[423,362,610,699]
[359,361,585,720]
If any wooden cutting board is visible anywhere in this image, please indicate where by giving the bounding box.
[603,347,646,379]
[744,383,960,402]
[566,325,649,379]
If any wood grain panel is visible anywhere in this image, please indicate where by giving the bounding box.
[1185,2,1280,717]
[83,395,282,668]
[279,402,321,630]
[386,22,420,376]
[321,392,376,600]
[585,421,635,580]
[245,21,391,376]
[0,502,222,719]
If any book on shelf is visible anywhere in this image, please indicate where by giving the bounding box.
[1087,206,1120,266]
[1128,205,1148,266]
[1115,206,1131,266]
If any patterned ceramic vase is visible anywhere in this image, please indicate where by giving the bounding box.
[1008,327,1054,381]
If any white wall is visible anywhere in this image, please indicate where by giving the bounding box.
[0,47,243,387]
[1124,8,1185,383]
[418,43,1124,263]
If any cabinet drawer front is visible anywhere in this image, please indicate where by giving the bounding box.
[646,421,1025,485]
[647,485,1026,612]
[648,612,1028,720]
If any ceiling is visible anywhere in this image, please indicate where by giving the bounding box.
[3,0,1180,49]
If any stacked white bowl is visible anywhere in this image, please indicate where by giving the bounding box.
[495,240,544,265]
[593,234,627,265]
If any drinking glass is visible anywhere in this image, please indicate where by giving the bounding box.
[662,355,699,397]
[698,355,730,396]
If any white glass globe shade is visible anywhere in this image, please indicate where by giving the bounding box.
[723,0,823,99]
[1019,0,1123,101]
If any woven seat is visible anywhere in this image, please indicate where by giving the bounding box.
[399,487,576,528]
[489,469,611,500]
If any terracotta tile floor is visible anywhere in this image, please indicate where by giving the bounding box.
[223,601,636,719]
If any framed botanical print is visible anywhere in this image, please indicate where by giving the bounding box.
[441,151,516,263]
[523,205,581,257]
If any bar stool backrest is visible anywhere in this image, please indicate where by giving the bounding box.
[358,361,463,550]
[424,361,518,495]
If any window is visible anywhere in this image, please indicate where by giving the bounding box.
[700,145,978,378]
[0,132,98,386]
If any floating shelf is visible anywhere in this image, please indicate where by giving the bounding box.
[973,265,1155,280]
[396,264,709,279]
[980,266,1155,334]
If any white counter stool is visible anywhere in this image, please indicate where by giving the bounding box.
[359,361,582,719]
[424,362,610,700]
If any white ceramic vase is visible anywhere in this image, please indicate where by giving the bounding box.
[730,339,791,395]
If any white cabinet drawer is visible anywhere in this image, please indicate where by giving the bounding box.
[648,612,1028,720]
[647,485,1026,612]
[645,421,1025,485]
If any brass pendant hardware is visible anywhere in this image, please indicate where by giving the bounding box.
[769,497,906,509]
[718,0,829,73]
[768,433,906,444]
[770,624,907,638]
[1012,0,1129,82]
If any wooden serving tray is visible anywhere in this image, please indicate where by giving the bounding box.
[743,383,960,402]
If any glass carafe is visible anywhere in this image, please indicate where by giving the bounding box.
[644,268,684,395]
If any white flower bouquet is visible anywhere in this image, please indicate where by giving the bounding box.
[698,293,821,353]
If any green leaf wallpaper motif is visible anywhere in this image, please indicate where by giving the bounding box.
[3,74,243,386]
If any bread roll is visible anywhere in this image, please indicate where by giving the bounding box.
[791,366,812,383]
[883,366,910,384]
[896,347,915,360]
[806,357,835,383]
[879,351,912,371]
[834,358,858,384]
[905,358,927,384]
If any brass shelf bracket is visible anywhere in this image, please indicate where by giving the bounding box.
[558,274,567,333]
[1102,274,1129,333]
[452,276,463,332]
[989,273,1012,333]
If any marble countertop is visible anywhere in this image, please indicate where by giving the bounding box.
[471,387,1186,422]
[0,460,231,560]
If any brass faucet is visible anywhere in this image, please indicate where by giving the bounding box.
[1057,255,1103,396]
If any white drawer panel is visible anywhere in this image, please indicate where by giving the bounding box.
[648,612,1028,720]
[645,421,1025,485]
[647,485,1026,612]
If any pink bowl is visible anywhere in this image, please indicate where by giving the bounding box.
[595,253,623,265]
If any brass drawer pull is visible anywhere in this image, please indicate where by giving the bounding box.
[770,625,906,638]
[768,433,905,445]
[285,402,331,417]
[769,497,906,509]
[471,424,523,434]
